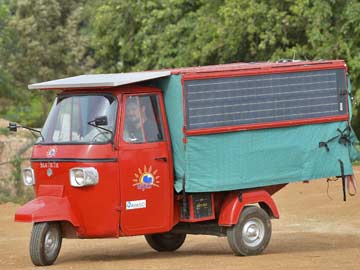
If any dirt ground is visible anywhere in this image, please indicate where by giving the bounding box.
[1,169,360,270]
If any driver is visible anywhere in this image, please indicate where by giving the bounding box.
[124,97,159,143]
[124,99,145,142]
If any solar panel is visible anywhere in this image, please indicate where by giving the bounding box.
[184,69,347,130]
[28,71,171,90]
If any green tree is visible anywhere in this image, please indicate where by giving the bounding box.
[0,1,12,99]
[90,0,207,72]
[1,0,360,132]
[89,0,360,131]
[0,0,93,126]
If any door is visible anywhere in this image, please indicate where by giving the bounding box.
[119,92,174,235]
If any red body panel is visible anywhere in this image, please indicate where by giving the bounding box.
[118,143,173,235]
[32,144,117,159]
[15,196,79,225]
[118,90,175,235]
[218,190,279,226]
[27,130,120,237]
[185,114,349,136]
[179,61,346,79]
[170,60,346,76]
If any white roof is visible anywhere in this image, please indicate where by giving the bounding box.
[28,71,171,90]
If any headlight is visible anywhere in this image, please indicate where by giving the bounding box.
[70,167,99,187]
[22,168,35,186]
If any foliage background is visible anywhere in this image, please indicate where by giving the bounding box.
[1,0,360,132]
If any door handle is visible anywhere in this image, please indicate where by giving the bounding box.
[154,156,167,162]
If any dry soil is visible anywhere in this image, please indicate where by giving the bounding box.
[1,169,360,270]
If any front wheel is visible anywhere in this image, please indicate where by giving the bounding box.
[227,206,271,256]
[30,222,62,266]
[145,232,186,252]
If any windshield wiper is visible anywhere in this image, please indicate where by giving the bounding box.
[87,122,113,135]
[8,122,45,141]
[87,116,113,136]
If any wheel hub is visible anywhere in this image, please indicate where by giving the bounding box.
[44,227,59,257]
[242,217,265,247]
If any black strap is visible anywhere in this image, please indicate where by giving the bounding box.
[338,159,346,202]
[319,127,351,152]
[319,142,330,152]
[337,127,351,145]
[181,176,188,217]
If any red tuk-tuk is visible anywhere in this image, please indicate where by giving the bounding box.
[12,60,358,266]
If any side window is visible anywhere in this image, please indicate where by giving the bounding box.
[123,95,164,143]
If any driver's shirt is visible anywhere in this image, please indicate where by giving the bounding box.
[143,120,160,142]
[124,121,144,142]
[124,120,159,142]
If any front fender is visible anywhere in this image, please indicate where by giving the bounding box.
[15,196,79,226]
[218,189,279,226]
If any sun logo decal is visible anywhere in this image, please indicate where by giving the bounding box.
[133,165,160,191]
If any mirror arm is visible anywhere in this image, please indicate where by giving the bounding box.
[8,122,44,141]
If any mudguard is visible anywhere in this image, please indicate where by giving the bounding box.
[218,189,279,226]
[15,196,79,226]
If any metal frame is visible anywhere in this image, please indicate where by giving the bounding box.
[181,61,349,136]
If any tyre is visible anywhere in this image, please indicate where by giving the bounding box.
[30,222,62,266]
[227,206,271,256]
[145,232,186,252]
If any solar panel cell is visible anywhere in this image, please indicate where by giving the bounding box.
[184,69,347,130]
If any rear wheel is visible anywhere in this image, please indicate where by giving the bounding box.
[227,206,271,256]
[30,222,62,266]
[145,232,186,252]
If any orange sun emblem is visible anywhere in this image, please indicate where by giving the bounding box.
[133,165,160,191]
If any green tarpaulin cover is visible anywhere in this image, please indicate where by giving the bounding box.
[151,75,360,193]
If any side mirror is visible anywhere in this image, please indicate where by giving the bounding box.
[8,122,18,132]
[94,116,108,126]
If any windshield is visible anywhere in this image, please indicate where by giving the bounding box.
[38,95,118,144]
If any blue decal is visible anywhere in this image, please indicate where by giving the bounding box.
[132,165,160,191]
